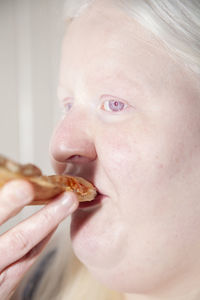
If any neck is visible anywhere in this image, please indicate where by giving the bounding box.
[123,290,200,300]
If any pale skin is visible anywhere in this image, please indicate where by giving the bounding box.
[1,1,200,300]
[0,182,78,300]
[50,1,200,300]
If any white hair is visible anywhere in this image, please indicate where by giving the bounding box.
[63,0,200,75]
[28,1,200,299]
[120,0,200,74]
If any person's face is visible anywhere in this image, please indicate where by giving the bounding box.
[50,0,200,297]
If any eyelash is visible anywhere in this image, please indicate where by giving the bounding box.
[100,97,128,113]
[60,98,73,114]
[60,96,129,114]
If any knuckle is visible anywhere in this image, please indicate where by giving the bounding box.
[11,229,30,252]
[40,209,54,226]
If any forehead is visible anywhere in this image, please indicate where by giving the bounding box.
[59,1,177,90]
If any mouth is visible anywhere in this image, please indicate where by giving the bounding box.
[61,169,106,210]
[78,193,104,210]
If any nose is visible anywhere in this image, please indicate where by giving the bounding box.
[49,111,97,175]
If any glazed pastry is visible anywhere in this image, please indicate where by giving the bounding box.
[0,155,97,205]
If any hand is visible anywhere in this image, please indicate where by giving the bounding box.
[0,179,78,300]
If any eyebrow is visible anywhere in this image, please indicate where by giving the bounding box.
[89,66,144,86]
[57,70,143,101]
[92,71,144,94]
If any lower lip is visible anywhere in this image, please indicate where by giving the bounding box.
[78,194,104,210]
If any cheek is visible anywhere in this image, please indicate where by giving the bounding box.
[97,116,198,191]
[96,120,200,226]
[97,119,200,238]
[96,124,138,174]
[103,138,135,178]
[96,124,164,195]
[93,125,200,294]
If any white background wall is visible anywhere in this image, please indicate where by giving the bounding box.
[0,0,67,232]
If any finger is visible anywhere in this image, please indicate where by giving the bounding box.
[0,192,78,272]
[0,228,56,299]
[0,180,34,225]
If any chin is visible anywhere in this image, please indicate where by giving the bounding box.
[70,202,127,270]
[70,217,183,298]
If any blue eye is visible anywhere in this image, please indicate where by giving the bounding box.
[101,99,128,112]
[60,98,73,114]
[63,102,73,112]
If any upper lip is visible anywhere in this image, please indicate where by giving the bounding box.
[86,180,107,197]
[89,181,106,197]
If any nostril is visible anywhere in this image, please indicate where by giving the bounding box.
[68,155,81,160]
[67,155,92,164]
[67,155,82,162]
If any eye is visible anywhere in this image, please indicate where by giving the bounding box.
[101,96,128,113]
[60,98,73,114]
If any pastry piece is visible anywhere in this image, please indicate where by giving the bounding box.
[0,155,97,205]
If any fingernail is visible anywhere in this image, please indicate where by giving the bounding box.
[60,192,78,213]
